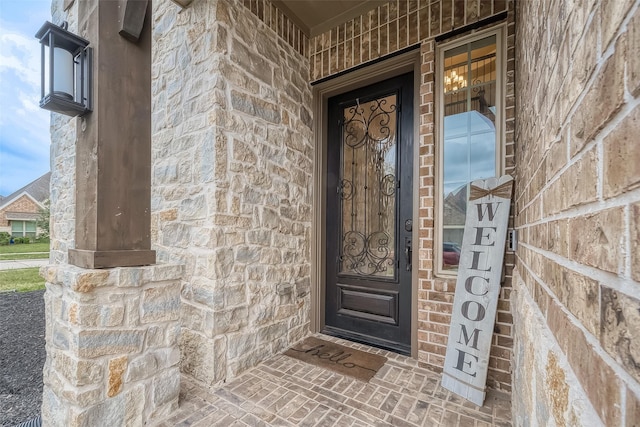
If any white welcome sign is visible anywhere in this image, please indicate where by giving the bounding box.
[441,175,514,406]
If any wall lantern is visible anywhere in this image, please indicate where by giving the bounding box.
[35,21,92,117]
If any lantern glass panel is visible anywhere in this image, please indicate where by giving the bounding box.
[49,47,74,99]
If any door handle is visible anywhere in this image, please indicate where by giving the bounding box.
[404,237,412,271]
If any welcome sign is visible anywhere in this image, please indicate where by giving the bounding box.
[441,175,513,406]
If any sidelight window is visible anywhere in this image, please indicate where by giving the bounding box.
[436,29,504,274]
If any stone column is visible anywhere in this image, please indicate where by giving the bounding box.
[41,1,182,426]
[41,263,183,426]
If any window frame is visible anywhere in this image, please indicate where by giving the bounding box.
[11,220,37,238]
[435,26,506,277]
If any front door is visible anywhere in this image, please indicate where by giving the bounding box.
[324,73,413,355]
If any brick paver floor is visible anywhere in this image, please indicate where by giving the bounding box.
[153,335,512,427]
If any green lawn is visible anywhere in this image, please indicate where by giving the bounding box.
[0,242,50,254]
[0,268,45,292]
[0,253,49,260]
[0,242,50,261]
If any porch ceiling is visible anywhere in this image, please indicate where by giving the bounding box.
[274,0,389,37]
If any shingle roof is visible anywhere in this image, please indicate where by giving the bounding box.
[2,172,51,205]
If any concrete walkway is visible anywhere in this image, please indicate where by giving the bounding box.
[0,258,49,270]
[154,335,511,427]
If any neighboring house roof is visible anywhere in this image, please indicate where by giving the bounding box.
[4,212,41,221]
[0,172,51,212]
[2,172,51,204]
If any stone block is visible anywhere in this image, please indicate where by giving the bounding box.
[180,195,207,220]
[180,329,227,385]
[67,270,115,293]
[260,247,282,264]
[62,385,103,408]
[141,286,180,323]
[603,104,640,198]
[124,383,146,427]
[225,284,247,307]
[73,303,125,327]
[230,90,281,124]
[236,246,260,264]
[50,350,103,387]
[77,330,144,358]
[53,320,72,351]
[161,222,193,248]
[126,353,158,382]
[154,347,181,369]
[232,138,257,164]
[212,306,248,334]
[214,247,234,278]
[152,367,180,407]
[107,356,128,397]
[117,268,144,288]
[569,207,624,274]
[600,288,640,383]
[295,277,310,298]
[125,296,141,326]
[227,331,257,359]
[72,393,125,427]
[42,386,69,427]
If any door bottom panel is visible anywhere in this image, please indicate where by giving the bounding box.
[337,283,399,325]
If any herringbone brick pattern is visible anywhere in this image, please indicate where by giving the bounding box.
[153,335,511,427]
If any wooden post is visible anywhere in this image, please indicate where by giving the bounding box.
[68,0,155,269]
[441,175,513,406]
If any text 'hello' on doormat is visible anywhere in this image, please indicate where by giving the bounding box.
[284,336,387,382]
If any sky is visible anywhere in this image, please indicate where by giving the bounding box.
[0,0,52,197]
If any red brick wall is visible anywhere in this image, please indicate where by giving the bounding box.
[0,195,40,227]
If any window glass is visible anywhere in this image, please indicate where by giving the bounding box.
[441,34,498,272]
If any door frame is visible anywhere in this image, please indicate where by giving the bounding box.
[311,49,421,358]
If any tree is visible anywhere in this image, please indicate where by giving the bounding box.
[37,201,50,238]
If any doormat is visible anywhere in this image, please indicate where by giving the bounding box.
[284,336,387,382]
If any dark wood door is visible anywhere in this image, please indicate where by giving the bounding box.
[324,73,413,355]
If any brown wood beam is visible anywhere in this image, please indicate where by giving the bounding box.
[69,0,155,269]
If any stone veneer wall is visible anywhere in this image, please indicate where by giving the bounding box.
[151,0,313,386]
[291,0,516,392]
[41,264,183,426]
[49,0,78,265]
[513,0,640,425]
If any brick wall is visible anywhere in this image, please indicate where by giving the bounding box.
[513,0,640,425]
[0,195,40,227]
[308,0,509,81]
